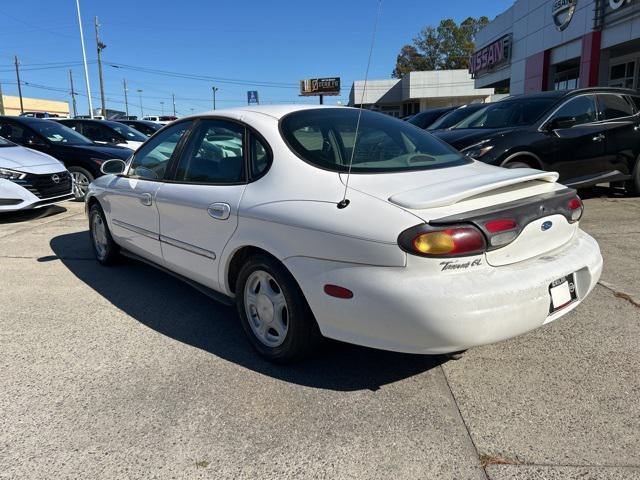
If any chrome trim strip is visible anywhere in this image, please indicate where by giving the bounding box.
[112,219,160,240]
[159,235,216,260]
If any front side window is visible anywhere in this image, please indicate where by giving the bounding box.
[82,123,117,142]
[128,121,190,180]
[174,119,245,184]
[548,95,597,126]
[598,94,634,120]
[281,108,467,173]
[108,122,147,141]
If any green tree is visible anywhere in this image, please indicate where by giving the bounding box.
[392,16,489,78]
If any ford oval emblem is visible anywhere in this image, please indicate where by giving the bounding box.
[541,221,553,231]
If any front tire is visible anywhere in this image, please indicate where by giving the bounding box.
[235,254,321,362]
[625,157,640,196]
[89,203,119,266]
[69,166,94,201]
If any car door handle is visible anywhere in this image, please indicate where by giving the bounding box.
[592,133,605,142]
[207,202,231,220]
[139,193,153,206]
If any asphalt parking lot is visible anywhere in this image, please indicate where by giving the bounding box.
[1,190,639,480]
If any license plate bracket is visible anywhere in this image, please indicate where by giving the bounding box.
[548,274,577,313]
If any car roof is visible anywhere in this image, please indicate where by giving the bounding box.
[0,115,59,126]
[181,104,345,121]
[502,87,639,103]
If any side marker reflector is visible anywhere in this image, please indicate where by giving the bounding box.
[324,284,354,299]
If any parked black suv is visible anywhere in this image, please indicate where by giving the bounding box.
[433,88,640,194]
[0,117,132,199]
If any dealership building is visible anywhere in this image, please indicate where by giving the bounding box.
[472,0,640,94]
[349,70,495,117]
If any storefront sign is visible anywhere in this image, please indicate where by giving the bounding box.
[552,0,578,31]
[299,78,341,96]
[469,34,512,77]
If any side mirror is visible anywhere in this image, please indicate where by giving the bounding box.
[548,116,577,131]
[100,159,127,175]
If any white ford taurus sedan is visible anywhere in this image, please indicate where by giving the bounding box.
[85,105,603,362]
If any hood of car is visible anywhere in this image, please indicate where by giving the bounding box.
[52,143,133,160]
[0,145,62,170]
[433,127,518,150]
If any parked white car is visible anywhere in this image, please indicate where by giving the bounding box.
[0,136,73,212]
[85,105,603,362]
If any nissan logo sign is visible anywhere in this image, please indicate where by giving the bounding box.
[51,174,60,184]
[609,0,630,9]
[552,0,577,31]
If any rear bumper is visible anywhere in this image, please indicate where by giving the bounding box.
[284,229,602,354]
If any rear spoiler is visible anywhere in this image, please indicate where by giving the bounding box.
[389,168,559,209]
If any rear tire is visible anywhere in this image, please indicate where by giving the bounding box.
[89,203,120,266]
[235,254,321,363]
[69,166,94,201]
[624,157,640,196]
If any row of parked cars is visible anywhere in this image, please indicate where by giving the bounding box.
[0,115,173,211]
[406,87,640,195]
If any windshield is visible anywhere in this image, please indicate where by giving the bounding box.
[0,136,14,147]
[29,120,92,145]
[281,108,469,173]
[427,105,485,130]
[454,98,557,129]
[107,122,147,142]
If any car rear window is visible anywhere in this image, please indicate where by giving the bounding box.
[280,108,469,173]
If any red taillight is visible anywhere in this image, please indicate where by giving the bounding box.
[406,226,486,257]
[568,196,583,222]
[324,284,354,299]
[484,219,517,233]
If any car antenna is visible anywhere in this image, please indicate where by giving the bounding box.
[337,0,382,209]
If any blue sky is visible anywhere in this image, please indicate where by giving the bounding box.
[0,0,513,115]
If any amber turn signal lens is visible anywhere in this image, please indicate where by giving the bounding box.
[413,232,455,255]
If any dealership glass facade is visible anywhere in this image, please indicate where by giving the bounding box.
[472,0,640,95]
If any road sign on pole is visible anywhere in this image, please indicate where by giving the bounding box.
[247,91,259,105]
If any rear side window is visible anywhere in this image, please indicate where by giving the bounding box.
[598,94,634,120]
[249,133,271,178]
[174,119,245,184]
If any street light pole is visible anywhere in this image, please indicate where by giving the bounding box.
[172,93,176,116]
[212,86,218,110]
[137,89,143,117]
[69,69,77,117]
[160,101,164,115]
[75,0,94,118]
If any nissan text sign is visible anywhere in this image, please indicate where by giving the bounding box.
[469,34,512,77]
[299,77,341,96]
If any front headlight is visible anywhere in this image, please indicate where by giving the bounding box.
[461,141,494,159]
[0,167,26,180]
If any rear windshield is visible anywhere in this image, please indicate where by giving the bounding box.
[454,98,557,129]
[280,108,468,173]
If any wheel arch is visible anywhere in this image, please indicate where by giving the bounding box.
[225,245,285,295]
[499,150,544,170]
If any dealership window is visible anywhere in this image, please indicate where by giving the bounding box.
[609,61,636,89]
[553,58,580,90]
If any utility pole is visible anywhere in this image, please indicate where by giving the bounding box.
[137,89,143,117]
[75,0,93,118]
[0,82,5,116]
[69,69,77,117]
[14,56,24,114]
[160,101,165,115]
[172,93,176,116]
[123,79,129,117]
[94,16,107,117]
[212,86,218,110]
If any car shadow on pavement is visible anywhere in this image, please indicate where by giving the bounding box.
[50,231,445,392]
[0,205,67,224]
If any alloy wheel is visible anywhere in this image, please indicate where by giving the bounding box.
[71,171,90,200]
